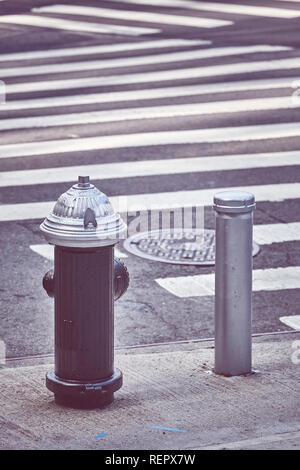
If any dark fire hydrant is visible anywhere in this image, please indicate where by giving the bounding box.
[40,176,129,409]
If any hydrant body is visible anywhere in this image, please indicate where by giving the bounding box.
[40,176,128,409]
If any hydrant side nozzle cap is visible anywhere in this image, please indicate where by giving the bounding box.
[40,176,127,247]
[213,191,256,213]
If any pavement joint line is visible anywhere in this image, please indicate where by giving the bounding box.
[3,329,300,366]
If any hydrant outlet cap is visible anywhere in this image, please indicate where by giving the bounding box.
[40,176,126,247]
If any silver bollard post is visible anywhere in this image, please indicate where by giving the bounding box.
[213,191,256,376]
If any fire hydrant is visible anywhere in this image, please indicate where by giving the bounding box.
[40,176,129,409]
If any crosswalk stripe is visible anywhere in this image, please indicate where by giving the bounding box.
[113,183,300,212]
[0,39,211,62]
[155,266,300,298]
[0,14,160,36]
[3,77,300,111]
[280,316,300,330]
[2,123,300,158]
[0,151,299,188]
[0,183,299,222]
[253,222,300,245]
[32,4,233,28]
[110,0,300,19]
[29,244,128,260]
[5,56,300,94]
[1,96,300,131]
[0,45,288,78]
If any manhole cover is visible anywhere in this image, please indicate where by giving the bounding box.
[123,228,260,265]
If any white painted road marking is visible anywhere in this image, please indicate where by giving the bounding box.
[32,4,233,28]
[2,122,300,158]
[30,244,128,260]
[280,316,300,330]
[0,38,211,62]
[0,183,299,221]
[1,96,300,130]
[0,14,160,36]
[253,222,300,245]
[0,45,288,78]
[155,267,300,298]
[110,0,300,19]
[0,151,299,188]
[3,77,300,110]
[116,182,300,212]
[5,56,300,94]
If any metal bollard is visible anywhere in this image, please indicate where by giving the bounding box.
[40,176,129,409]
[213,191,255,376]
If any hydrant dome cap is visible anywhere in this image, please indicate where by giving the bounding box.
[40,177,126,247]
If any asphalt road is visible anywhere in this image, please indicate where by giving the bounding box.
[0,0,300,361]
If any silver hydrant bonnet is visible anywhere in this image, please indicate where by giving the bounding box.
[40,175,126,247]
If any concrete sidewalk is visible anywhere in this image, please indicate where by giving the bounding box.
[0,332,299,450]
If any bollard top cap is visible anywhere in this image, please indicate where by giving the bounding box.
[213,191,256,214]
[40,176,126,247]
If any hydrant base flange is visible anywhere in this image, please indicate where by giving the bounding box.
[46,368,122,409]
